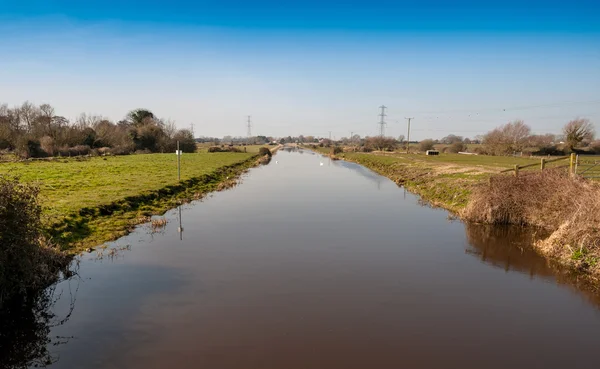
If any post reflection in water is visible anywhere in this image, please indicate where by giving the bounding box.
[177,205,183,241]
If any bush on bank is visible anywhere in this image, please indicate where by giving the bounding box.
[0,176,69,307]
[462,170,600,276]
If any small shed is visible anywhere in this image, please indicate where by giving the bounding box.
[426,150,440,156]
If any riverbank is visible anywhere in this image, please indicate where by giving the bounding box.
[315,149,600,281]
[0,148,277,252]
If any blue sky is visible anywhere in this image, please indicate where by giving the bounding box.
[1,0,599,139]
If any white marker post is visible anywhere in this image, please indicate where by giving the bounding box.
[176,141,181,181]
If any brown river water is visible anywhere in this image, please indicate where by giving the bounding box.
[3,147,600,369]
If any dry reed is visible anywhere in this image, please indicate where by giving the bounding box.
[462,169,600,276]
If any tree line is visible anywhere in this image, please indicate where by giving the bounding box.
[416,118,597,155]
[0,102,197,158]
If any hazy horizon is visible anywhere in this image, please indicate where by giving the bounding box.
[1,0,599,140]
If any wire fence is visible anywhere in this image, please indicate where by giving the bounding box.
[575,155,600,179]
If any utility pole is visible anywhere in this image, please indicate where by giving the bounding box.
[190,123,195,138]
[246,115,252,138]
[405,117,414,153]
[350,131,353,145]
[378,105,387,136]
[328,131,332,140]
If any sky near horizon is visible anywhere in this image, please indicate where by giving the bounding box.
[1,0,599,139]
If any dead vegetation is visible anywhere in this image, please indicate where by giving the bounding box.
[151,217,168,230]
[462,170,600,277]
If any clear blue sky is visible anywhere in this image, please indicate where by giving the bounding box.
[1,0,599,139]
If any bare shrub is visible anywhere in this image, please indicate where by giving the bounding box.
[98,147,112,156]
[365,136,397,151]
[258,147,272,157]
[68,145,91,156]
[39,136,55,157]
[448,142,466,153]
[462,170,600,276]
[418,139,435,152]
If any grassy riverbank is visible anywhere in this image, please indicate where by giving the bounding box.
[318,149,600,280]
[0,151,270,251]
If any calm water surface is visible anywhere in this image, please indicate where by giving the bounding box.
[7,148,600,369]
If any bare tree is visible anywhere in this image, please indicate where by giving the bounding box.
[563,118,595,151]
[418,139,435,152]
[162,118,177,139]
[440,134,463,144]
[19,101,40,133]
[483,120,531,155]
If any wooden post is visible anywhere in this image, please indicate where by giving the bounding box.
[540,158,546,171]
[514,164,519,177]
[569,153,576,177]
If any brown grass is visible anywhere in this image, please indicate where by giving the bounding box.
[151,217,168,230]
[462,170,600,277]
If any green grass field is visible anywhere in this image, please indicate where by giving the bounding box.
[0,152,255,219]
[384,152,574,171]
[307,144,575,172]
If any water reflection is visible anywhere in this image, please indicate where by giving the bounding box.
[464,223,554,278]
[334,159,386,190]
[464,223,600,308]
[0,274,77,369]
[177,205,184,241]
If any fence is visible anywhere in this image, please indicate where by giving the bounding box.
[499,154,574,177]
[575,155,600,179]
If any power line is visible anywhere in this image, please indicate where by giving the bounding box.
[378,105,387,136]
[405,98,600,116]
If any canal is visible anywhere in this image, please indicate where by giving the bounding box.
[5,148,600,369]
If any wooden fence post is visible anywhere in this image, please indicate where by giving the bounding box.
[514,164,519,177]
[570,153,576,177]
[540,158,546,171]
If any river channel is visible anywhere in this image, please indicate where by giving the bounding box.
[5,147,600,369]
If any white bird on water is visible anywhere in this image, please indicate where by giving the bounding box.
[320,162,324,166]
[275,160,279,164]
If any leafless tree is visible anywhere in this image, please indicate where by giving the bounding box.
[483,120,531,155]
[563,118,595,151]
[418,139,435,152]
[19,101,40,133]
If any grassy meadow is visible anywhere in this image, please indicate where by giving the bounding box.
[0,151,261,249]
[0,152,255,217]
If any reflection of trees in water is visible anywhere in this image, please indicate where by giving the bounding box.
[0,270,78,369]
[333,160,386,190]
[464,223,600,309]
